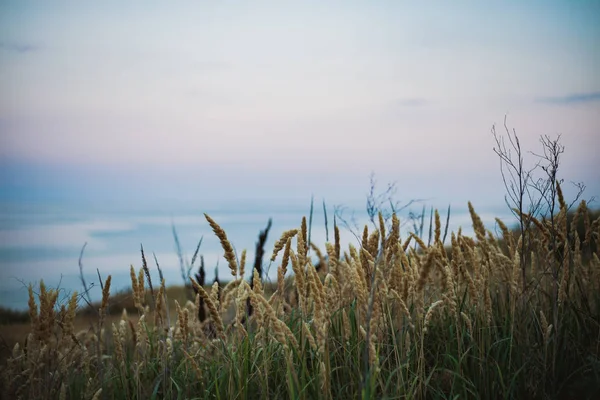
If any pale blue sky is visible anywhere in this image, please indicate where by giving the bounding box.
[1,0,599,209]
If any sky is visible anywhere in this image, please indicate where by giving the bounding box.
[0,0,599,212]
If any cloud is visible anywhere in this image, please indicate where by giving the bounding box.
[535,92,600,105]
[0,41,41,54]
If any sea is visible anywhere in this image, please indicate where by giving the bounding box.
[0,196,514,311]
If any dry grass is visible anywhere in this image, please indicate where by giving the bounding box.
[1,204,599,399]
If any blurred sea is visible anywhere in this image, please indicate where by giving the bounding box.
[0,198,514,311]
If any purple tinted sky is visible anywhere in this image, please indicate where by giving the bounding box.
[0,0,599,210]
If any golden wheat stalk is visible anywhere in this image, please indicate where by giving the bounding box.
[98,275,112,335]
[468,202,486,243]
[239,249,247,278]
[423,299,444,334]
[271,229,298,262]
[190,277,226,340]
[204,214,238,276]
[247,283,298,351]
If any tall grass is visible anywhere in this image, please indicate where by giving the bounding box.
[1,197,599,399]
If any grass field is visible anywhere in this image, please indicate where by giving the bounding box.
[1,194,599,399]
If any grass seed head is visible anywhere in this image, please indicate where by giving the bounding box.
[204,214,238,277]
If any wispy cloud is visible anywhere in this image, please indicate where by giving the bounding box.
[0,41,41,54]
[535,92,600,105]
